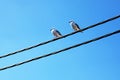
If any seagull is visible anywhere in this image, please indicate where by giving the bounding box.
[69,20,82,32]
[50,28,62,38]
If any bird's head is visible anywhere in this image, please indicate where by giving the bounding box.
[50,29,53,31]
[69,20,74,23]
[50,28,56,31]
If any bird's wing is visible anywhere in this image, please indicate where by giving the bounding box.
[74,23,80,29]
[56,30,62,35]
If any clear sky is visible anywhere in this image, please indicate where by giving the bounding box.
[0,0,120,80]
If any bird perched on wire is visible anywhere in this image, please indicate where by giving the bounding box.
[69,20,82,32]
[50,28,62,38]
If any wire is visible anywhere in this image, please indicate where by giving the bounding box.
[0,29,120,71]
[0,15,120,59]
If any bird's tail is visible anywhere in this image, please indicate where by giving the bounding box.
[76,29,83,33]
[80,30,83,33]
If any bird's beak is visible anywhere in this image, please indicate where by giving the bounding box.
[50,29,52,31]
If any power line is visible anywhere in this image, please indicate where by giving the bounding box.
[0,15,120,59]
[0,29,120,71]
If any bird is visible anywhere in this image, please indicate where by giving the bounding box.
[69,20,82,32]
[50,28,62,38]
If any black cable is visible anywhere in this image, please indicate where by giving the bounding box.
[0,15,120,59]
[0,29,120,71]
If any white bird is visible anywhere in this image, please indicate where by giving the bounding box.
[50,28,62,38]
[69,20,82,32]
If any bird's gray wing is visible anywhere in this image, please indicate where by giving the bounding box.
[56,30,62,35]
[74,23,80,29]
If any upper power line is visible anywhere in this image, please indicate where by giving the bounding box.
[0,29,120,71]
[0,15,120,59]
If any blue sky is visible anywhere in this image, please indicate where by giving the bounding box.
[0,0,120,80]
